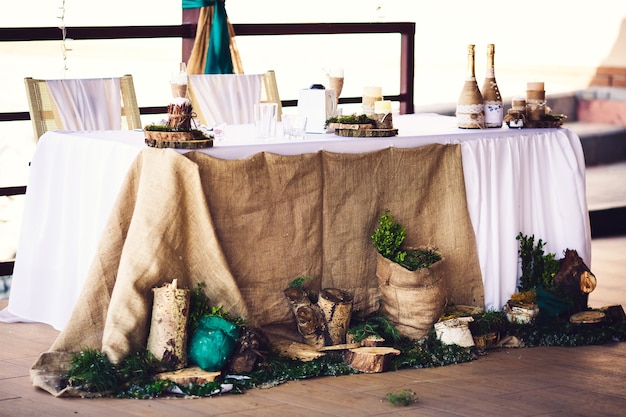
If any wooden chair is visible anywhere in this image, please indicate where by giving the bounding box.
[24,74,142,141]
[261,70,282,121]
[188,70,282,126]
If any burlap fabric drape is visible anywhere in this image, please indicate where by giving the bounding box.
[187,5,244,75]
[31,143,483,397]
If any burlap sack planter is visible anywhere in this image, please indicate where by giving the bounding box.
[376,250,446,340]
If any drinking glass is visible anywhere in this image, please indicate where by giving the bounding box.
[283,114,308,141]
[254,103,278,139]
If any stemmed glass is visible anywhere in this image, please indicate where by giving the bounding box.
[327,67,344,106]
[170,62,188,98]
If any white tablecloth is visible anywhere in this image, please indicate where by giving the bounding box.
[0,113,591,330]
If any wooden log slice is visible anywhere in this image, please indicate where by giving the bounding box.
[156,367,220,385]
[335,128,398,137]
[569,310,606,324]
[343,347,401,373]
[145,137,213,149]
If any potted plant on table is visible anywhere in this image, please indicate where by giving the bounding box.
[371,209,446,340]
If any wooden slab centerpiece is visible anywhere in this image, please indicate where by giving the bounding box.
[144,97,214,149]
[327,113,398,137]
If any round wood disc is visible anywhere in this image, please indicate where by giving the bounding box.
[145,137,213,149]
[569,310,605,324]
[335,128,398,138]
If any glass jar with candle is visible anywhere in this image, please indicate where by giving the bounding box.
[374,100,393,129]
[526,82,546,121]
[362,86,382,116]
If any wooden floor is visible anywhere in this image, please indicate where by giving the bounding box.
[1,235,624,416]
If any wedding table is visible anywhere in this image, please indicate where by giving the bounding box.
[0,113,591,331]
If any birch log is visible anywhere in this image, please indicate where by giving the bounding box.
[147,279,190,370]
[318,288,354,345]
[284,287,330,348]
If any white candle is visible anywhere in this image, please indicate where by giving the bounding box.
[363,86,383,114]
[170,97,190,106]
[374,100,392,114]
[363,86,382,97]
[527,82,544,91]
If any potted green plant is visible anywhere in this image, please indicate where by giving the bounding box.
[469,309,507,350]
[371,209,446,340]
[504,232,562,323]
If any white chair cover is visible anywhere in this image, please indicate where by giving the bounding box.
[47,78,122,131]
[188,74,263,125]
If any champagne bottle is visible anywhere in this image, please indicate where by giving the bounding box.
[456,44,484,129]
[482,44,503,128]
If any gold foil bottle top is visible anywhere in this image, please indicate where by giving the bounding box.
[466,44,476,79]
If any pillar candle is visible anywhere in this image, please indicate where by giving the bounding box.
[374,100,392,114]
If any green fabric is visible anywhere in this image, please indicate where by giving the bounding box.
[182,0,214,9]
[536,285,571,318]
[182,0,234,74]
[188,315,239,371]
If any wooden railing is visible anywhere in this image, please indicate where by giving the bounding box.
[0,21,415,276]
[0,21,415,122]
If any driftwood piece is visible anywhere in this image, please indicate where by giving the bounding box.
[284,287,330,348]
[317,343,360,352]
[317,288,354,345]
[272,340,326,362]
[146,279,190,370]
[343,347,401,373]
[553,249,597,313]
[155,367,220,385]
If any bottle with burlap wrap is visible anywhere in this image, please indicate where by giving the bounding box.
[456,44,484,129]
[482,44,503,128]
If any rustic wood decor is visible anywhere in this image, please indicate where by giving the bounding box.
[553,249,597,314]
[284,286,356,349]
[335,128,398,137]
[146,279,190,370]
[317,288,354,345]
[155,367,220,385]
[284,287,330,348]
[144,130,213,149]
[271,340,326,362]
[343,347,400,373]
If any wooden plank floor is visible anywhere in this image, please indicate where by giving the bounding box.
[0,235,624,416]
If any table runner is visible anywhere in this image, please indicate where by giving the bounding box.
[31,143,482,396]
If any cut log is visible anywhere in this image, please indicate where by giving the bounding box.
[284,287,331,348]
[343,347,400,373]
[295,305,329,348]
[553,249,597,313]
[317,288,354,345]
[156,366,220,385]
[146,279,190,370]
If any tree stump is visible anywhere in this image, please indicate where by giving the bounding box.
[343,347,400,373]
[553,249,597,313]
[318,288,354,345]
[146,279,190,370]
